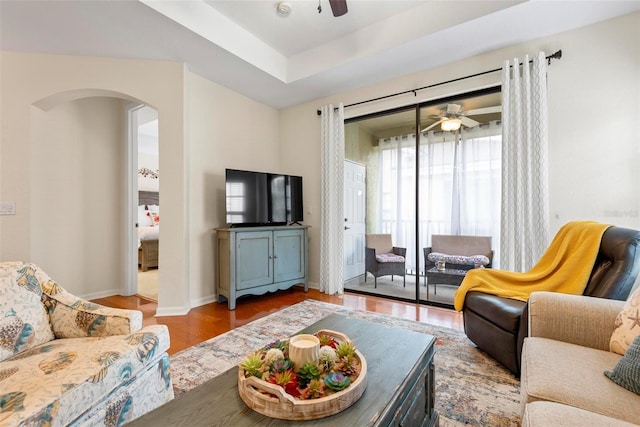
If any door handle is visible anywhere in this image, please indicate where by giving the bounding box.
[344,226,351,230]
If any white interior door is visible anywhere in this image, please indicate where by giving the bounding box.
[344,160,366,281]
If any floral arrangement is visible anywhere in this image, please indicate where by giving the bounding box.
[239,331,361,400]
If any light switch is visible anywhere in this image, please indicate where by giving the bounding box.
[0,202,16,215]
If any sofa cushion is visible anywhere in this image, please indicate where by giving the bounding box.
[375,253,405,263]
[427,252,490,266]
[0,324,170,426]
[605,334,640,395]
[522,401,639,427]
[44,287,142,339]
[610,286,640,355]
[520,337,640,425]
[0,262,55,362]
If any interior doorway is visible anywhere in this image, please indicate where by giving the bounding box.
[130,106,159,301]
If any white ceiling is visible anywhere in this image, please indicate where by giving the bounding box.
[2,0,639,109]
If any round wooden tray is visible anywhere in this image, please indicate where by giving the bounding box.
[238,329,368,420]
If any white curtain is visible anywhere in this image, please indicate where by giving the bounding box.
[500,52,550,272]
[376,122,502,273]
[376,134,415,259]
[320,103,345,295]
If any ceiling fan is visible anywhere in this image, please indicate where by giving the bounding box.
[324,0,348,17]
[421,104,501,132]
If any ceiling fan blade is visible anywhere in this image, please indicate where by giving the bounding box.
[465,106,502,116]
[328,0,348,17]
[460,116,479,128]
[446,104,462,114]
[421,118,444,133]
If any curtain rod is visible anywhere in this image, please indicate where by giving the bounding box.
[316,50,562,115]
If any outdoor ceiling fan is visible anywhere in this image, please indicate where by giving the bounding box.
[421,104,502,132]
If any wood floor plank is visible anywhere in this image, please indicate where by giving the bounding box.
[93,287,463,355]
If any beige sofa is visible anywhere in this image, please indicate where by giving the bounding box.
[520,292,640,426]
[0,262,174,426]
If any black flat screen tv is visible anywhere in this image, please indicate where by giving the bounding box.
[225,168,303,227]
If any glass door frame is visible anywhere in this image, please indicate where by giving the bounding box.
[345,85,501,306]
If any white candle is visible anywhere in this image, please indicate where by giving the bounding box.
[294,338,317,348]
[289,334,320,369]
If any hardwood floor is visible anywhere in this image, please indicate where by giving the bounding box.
[93,287,464,356]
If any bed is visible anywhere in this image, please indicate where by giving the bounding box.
[138,190,159,271]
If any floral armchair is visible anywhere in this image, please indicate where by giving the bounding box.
[0,261,173,426]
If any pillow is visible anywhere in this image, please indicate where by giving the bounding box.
[0,262,55,361]
[138,205,153,227]
[610,286,640,355]
[427,252,490,266]
[605,334,640,395]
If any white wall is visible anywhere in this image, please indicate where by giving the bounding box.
[1,11,637,311]
[545,13,640,228]
[281,11,640,286]
[0,52,189,313]
[30,97,125,297]
[186,71,280,307]
[137,106,159,192]
[138,151,159,192]
[0,51,281,313]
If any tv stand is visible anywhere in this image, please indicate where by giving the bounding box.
[215,225,309,310]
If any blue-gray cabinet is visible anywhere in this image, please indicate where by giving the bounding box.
[215,225,309,310]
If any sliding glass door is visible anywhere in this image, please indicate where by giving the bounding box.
[417,105,502,304]
[344,88,502,307]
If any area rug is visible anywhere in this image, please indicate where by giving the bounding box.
[169,299,521,426]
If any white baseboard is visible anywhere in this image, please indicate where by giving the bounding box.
[190,294,218,309]
[154,305,191,317]
[81,288,122,301]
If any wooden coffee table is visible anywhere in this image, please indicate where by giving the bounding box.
[129,314,438,426]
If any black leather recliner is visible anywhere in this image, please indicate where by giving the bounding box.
[462,226,640,376]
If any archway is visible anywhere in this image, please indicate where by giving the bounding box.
[31,88,155,299]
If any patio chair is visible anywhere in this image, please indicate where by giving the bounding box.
[365,234,406,288]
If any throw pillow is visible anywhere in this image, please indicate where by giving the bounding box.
[0,262,55,361]
[605,334,640,395]
[610,286,640,355]
[138,205,154,227]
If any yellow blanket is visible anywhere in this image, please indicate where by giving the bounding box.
[453,221,611,311]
